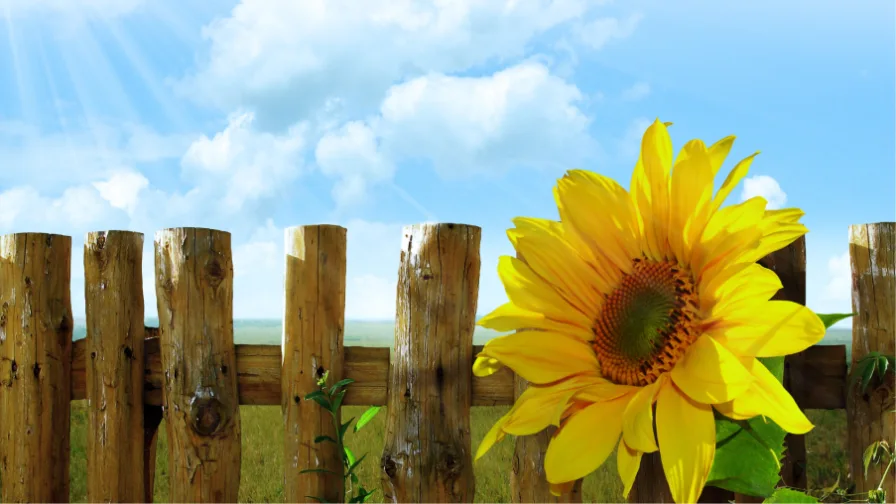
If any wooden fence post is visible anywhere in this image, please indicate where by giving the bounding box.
[631,237,808,503]
[0,233,73,502]
[847,222,895,498]
[155,228,241,502]
[84,230,146,502]
[282,225,347,503]
[381,223,480,503]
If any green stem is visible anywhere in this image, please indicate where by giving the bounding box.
[876,458,894,493]
[330,400,347,503]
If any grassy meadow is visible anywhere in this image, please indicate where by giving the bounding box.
[63,320,854,502]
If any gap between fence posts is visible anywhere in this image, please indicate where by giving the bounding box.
[381,223,480,503]
[84,230,146,503]
[847,222,895,499]
[0,233,73,503]
[282,225,347,503]
[155,228,241,502]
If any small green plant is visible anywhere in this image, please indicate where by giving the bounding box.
[299,371,382,503]
[848,351,895,399]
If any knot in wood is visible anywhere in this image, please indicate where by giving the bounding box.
[381,454,397,478]
[189,388,226,436]
[204,258,225,289]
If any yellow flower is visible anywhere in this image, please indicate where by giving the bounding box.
[473,119,825,503]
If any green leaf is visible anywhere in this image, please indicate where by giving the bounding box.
[329,378,354,395]
[313,435,337,444]
[344,446,356,468]
[762,488,818,503]
[332,389,347,412]
[339,418,354,440]
[878,354,890,376]
[308,395,332,410]
[299,468,341,476]
[708,358,787,498]
[862,356,879,393]
[354,406,381,432]
[864,441,882,478]
[815,312,854,329]
[348,453,368,475]
[304,390,327,401]
[350,472,359,485]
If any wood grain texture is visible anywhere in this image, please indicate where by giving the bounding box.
[70,339,847,410]
[381,223,480,503]
[84,230,146,503]
[155,228,241,502]
[282,225,347,503]
[0,233,73,502]
[846,222,895,498]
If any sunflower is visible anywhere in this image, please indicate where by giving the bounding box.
[472,119,825,503]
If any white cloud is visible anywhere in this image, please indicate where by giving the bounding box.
[92,170,150,216]
[576,13,643,50]
[315,122,395,208]
[375,61,595,178]
[0,184,112,231]
[621,81,651,101]
[741,175,788,209]
[177,0,625,130]
[181,111,309,212]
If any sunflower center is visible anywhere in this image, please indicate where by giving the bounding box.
[591,258,701,386]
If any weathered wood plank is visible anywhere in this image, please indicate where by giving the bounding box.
[155,228,241,502]
[381,223,480,503]
[84,230,146,503]
[847,222,895,498]
[0,233,73,502]
[70,339,848,409]
[282,225,346,503]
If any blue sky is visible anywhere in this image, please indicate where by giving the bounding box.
[0,0,892,327]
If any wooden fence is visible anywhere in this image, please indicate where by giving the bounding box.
[0,222,892,503]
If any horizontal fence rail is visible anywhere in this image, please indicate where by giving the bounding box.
[69,335,847,410]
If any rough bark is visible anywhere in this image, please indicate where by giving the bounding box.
[155,228,241,502]
[846,222,895,498]
[281,225,347,503]
[84,230,146,502]
[381,223,480,503]
[0,233,73,502]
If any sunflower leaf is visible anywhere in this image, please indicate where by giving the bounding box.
[709,357,787,498]
[762,487,818,503]
[814,312,854,329]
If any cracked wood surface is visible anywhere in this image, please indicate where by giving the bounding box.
[847,222,895,498]
[155,228,241,502]
[282,225,346,503]
[84,230,147,502]
[0,233,73,502]
[380,223,480,503]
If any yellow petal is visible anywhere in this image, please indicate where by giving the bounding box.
[763,207,804,224]
[549,480,577,497]
[472,355,504,377]
[477,302,593,342]
[670,335,754,403]
[670,139,714,263]
[711,301,826,357]
[544,395,629,483]
[555,170,640,275]
[617,440,643,499]
[638,119,674,259]
[504,373,603,436]
[695,197,767,282]
[509,216,608,310]
[734,223,808,265]
[498,256,593,328]
[707,135,736,176]
[656,383,715,504]
[622,375,667,453]
[475,411,511,461]
[704,263,782,316]
[708,152,759,216]
[714,358,814,434]
[574,381,638,403]
[473,330,598,384]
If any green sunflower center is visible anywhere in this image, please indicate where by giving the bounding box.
[591,258,701,386]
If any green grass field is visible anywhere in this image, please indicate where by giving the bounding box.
[65,402,849,503]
